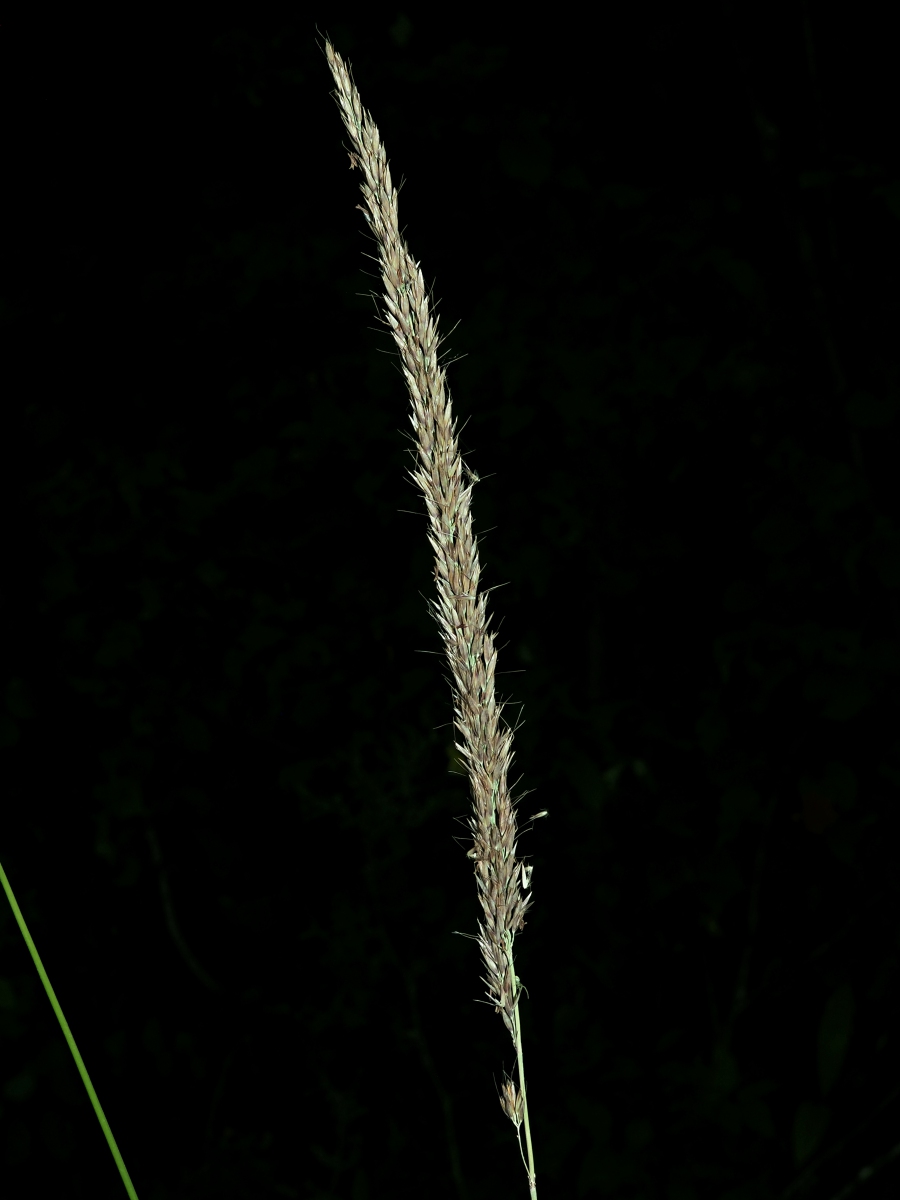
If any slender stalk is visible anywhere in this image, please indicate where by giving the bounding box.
[513,1006,537,1199]
[324,40,539,1197]
[0,857,140,1200]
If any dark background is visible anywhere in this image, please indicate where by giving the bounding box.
[2,5,899,1198]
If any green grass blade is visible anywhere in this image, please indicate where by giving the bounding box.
[0,857,140,1200]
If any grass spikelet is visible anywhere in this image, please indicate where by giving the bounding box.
[324,38,539,1200]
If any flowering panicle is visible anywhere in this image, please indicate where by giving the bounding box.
[326,41,538,1199]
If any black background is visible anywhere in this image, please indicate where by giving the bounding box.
[2,5,900,1199]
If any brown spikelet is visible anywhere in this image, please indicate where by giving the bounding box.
[324,39,538,1199]
[500,1076,525,1129]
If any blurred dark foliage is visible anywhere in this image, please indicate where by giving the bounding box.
[2,5,900,1199]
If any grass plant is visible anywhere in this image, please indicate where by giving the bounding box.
[0,857,140,1200]
[324,39,540,1200]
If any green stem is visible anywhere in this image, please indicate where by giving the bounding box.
[0,857,140,1200]
[511,993,537,1200]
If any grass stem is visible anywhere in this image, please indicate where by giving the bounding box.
[513,1006,537,1199]
[0,857,140,1200]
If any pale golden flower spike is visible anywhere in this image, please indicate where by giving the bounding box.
[324,39,539,1200]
